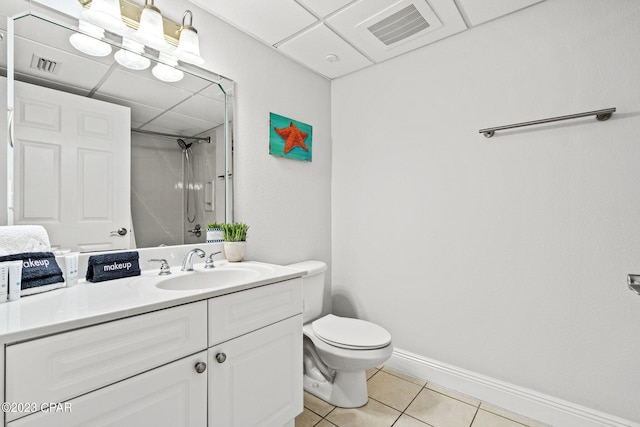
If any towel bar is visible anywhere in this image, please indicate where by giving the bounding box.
[480,108,616,138]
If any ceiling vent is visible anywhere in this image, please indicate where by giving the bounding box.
[30,54,61,75]
[367,4,430,46]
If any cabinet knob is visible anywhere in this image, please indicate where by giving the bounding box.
[195,362,207,374]
[215,353,227,363]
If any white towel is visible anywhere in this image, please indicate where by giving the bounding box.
[0,225,52,256]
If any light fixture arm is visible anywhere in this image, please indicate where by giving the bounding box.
[182,10,197,33]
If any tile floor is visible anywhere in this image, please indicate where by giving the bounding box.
[295,366,550,427]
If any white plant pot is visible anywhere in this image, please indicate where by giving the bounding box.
[223,241,246,262]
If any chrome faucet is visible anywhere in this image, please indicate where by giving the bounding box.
[204,251,222,269]
[182,248,205,271]
[148,258,171,275]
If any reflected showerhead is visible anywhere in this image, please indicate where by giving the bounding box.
[177,138,193,150]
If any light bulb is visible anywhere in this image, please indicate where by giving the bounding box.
[115,38,151,70]
[134,0,167,51]
[82,0,126,33]
[175,11,205,65]
[69,21,112,57]
[152,52,183,82]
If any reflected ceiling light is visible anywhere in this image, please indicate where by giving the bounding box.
[152,52,183,82]
[115,38,151,70]
[82,0,126,33]
[69,21,112,57]
[134,0,167,51]
[174,10,204,65]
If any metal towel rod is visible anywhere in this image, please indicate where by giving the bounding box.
[479,107,616,138]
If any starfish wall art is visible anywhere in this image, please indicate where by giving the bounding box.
[269,112,313,162]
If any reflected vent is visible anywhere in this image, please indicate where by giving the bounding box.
[30,55,61,75]
[367,4,430,46]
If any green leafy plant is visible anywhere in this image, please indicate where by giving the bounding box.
[220,222,249,242]
[207,222,224,230]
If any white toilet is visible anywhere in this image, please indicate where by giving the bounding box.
[287,260,393,408]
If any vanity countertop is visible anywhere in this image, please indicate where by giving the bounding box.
[0,261,303,343]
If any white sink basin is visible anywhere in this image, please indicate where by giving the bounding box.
[156,268,261,291]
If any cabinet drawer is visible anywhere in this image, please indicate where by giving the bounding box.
[208,278,302,346]
[6,301,207,421]
[8,351,208,427]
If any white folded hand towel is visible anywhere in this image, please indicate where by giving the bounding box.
[0,225,52,256]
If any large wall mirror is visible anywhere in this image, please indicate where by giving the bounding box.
[1,3,234,252]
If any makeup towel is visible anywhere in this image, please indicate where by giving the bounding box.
[86,251,141,283]
[0,251,65,295]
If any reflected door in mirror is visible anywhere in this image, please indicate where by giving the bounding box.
[11,79,132,252]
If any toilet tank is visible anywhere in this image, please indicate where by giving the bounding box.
[286,261,327,323]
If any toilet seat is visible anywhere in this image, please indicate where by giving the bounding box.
[311,314,391,350]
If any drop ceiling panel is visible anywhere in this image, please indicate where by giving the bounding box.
[327,0,467,62]
[457,0,545,26]
[296,0,355,18]
[188,0,317,45]
[140,111,216,136]
[278,23,373,79]
[98,68,193,111]
[91,93,163,125]
[171,95,226,125]
[14,38,111,92]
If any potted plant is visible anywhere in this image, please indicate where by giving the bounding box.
[206,223,224,243]
[220,222,249,262]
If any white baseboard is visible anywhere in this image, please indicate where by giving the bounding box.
[385,348,639,427]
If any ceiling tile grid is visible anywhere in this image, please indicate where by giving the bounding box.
[277,23,373,79]
[188,0,546,79]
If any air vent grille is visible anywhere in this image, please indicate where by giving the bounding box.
[30,55,61,75]
[367,4,430,46]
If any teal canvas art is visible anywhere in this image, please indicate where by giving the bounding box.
[269,113,313,162]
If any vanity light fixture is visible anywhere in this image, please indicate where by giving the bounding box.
[82,0,126,33]
[174,10,205,65]
[69,21,113,57]
[114,38,150,70]
[152,52,183,82]
[134,0,167,51]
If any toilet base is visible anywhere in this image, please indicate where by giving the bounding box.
[303,369,368,408]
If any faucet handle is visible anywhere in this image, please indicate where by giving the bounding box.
[148,258,172,275]
[204,251,222,269]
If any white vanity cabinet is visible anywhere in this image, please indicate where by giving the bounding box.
[1,276,303,427]
[8,351,209,427]
[207,280,303,427]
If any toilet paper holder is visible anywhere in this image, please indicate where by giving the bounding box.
[627,274,640,295]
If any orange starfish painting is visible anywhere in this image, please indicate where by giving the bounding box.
[275,121,309,153]
[270,113,313,161]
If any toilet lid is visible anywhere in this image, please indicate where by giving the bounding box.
[312,314,391,350]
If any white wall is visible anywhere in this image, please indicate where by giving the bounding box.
[332,0,640,423]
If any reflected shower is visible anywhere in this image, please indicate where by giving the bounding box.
[178,138,197,224]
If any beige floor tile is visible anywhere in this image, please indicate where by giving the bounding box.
[426,383,481,407]
[393,414,432,427]
[304,391,336,417]
[380,367,427,387]
[367,370,423,411]
[471,409,527,427]
[367,367,380,379]
[316,420,338,427]
[295,408,322,427]
[326,398,401,427]
[406,388,478,427]
[480,402,551,427]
